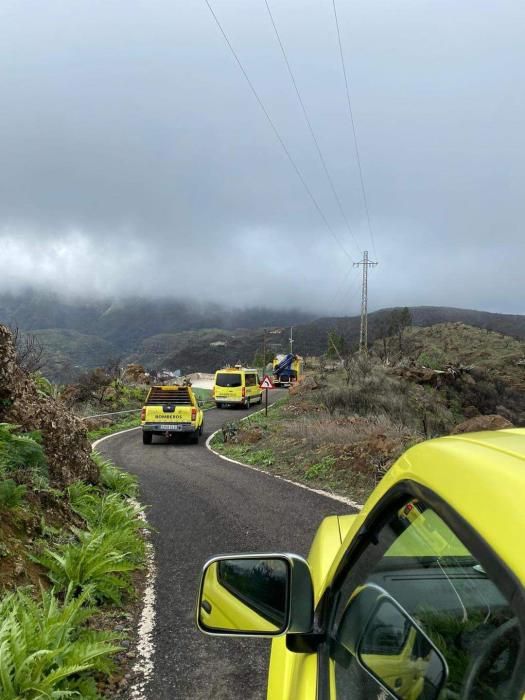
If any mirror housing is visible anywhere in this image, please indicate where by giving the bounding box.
[196,553,314,637]
[336,584,448,700]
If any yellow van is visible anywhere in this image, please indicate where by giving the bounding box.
[213,367,263,409]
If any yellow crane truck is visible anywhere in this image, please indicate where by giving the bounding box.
[140,385,204,445]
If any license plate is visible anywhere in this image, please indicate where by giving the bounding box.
[160,424,182,431]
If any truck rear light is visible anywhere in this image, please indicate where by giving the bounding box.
[191,408,197,421]
[140,408,146,421]
[242,387,246,398]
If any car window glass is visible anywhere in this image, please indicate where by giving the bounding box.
[245,374,256,387]
[328,499,523,700]
[217,558,288,627]
[215,373,242,387]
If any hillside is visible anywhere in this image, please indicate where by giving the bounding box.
[371,322,525,397]
[2,291,525,380]
[0,291,314,346]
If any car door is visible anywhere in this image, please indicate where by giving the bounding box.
[320,492,525,700]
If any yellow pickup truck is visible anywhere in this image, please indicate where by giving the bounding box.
[197,428,525,699]
[140,385,204,445]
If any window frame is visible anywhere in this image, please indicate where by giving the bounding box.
[315,479,525,700]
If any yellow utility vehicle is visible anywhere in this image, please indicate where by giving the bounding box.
[213,366,263,409]
[197,428,525,699]
[140,385,204,445]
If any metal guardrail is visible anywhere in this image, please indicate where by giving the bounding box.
[80,409,142,420]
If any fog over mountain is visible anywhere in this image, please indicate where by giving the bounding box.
[1,1,524,315]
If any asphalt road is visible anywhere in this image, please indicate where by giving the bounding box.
[99,393,353,699]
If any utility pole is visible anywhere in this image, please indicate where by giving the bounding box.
[353,251,378,353]
[289,327,294,354]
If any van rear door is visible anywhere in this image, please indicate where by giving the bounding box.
[214,372,243,402]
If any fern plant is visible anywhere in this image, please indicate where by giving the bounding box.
[0,423,48,484]
[0,479,26,509]
[68,483,146,560]
[33,528,140,604]
[92,451,138,497]
[0,586,121,699]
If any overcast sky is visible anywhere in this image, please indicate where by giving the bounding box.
[0,0,523,315]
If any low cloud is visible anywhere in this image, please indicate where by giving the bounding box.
[0,0,523,315]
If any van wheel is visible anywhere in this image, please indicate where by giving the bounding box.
[216,402,222,409]
[191,430,200,444]
[142,432,152,445]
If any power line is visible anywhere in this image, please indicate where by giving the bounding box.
[203,0,353,262]
[263,0,362,256]
[332,0,377,259]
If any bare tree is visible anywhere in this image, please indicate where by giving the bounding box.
[10,326,45,373]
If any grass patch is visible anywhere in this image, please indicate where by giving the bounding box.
[305,456,336,480]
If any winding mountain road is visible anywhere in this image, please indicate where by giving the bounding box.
[98,393,353,699]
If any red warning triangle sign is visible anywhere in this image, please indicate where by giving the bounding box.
[259,375,274,389]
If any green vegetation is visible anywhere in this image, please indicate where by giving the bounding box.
[94,452,139,497]
[305,456,336,481]
[0,587,121,699]
[34,462,146,605]
[0,478,26,509]
[0,424,48,485]
[0,424,146,697]
[34,528,139,605]
[417,348,447,369]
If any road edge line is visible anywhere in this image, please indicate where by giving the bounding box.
[91,425,142,450]
[205,427,362,511]
[91,425,156,700]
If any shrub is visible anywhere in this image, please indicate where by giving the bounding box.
[0,479,26,509]
[417,348,447,370]
[0,587,121,699]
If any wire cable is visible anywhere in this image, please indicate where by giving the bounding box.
[203,0,353,262]
[263,0,362,256]
[332,0,377,259]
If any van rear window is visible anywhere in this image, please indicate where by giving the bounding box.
[216,373,242,387]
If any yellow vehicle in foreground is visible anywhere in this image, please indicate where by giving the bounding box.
[140,385,204,444]
[197,428,525,699]
[213,366,263,409]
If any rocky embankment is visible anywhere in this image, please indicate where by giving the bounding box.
[0,325,97,486]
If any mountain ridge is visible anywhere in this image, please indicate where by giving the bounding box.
[1,292,524,380]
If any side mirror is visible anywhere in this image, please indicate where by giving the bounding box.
[196,554,314,637]
[336,584,448,700]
